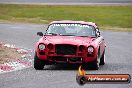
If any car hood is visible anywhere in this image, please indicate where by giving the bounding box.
[43,36,95,45]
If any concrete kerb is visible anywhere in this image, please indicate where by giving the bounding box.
[0,42,33,74]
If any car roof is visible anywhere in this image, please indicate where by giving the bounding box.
[50,20,98,28]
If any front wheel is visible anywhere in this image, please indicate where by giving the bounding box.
[90,50,100,70]
[34,53,45,70]
[100,50,105,65]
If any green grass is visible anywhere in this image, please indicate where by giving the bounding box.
[0,4,132,31]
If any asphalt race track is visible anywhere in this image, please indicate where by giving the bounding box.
[0,23,132,88]
[0,0,132,4]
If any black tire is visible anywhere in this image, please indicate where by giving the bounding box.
[34,53,45,70]
[89,49,100,70]
[100,50,105,65]
[90,61,99,70]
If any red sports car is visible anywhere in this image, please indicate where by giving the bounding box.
[34,20,106,70]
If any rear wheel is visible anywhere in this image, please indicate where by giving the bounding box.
[34,53,45,70]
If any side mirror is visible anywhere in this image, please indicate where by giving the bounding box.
[37,32,43,36]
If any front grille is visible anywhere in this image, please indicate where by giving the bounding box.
[55,44,77,55]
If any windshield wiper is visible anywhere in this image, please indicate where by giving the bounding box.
[62,35,75,36]
[77,36,95,38]
[46,33,60,36]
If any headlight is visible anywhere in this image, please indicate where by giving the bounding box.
[88,46,94,53]
[38,44,45,50]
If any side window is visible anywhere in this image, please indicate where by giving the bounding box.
[96,28,100,37]
[96,28,99,32]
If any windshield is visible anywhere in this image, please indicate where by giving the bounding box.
[45,23,96,37]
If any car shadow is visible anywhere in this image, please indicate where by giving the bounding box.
[43,62,132,72]
[44,64,80,70]
[44,64,93,70]
[100,62,132,72]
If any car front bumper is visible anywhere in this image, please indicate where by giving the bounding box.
[37,53,97,64]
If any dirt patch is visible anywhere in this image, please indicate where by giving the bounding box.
[0,45,22,64]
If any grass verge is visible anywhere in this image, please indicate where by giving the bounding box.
[0,4,132,32]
